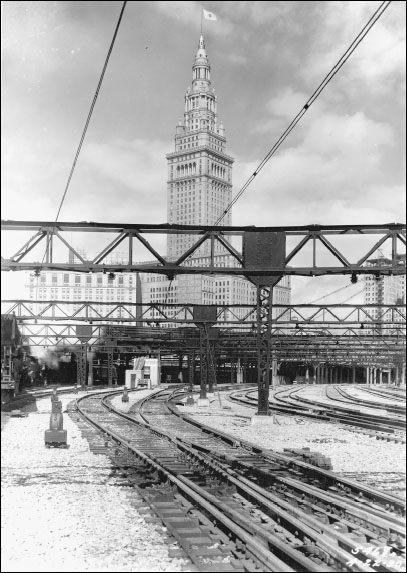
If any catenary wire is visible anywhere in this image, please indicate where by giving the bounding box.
[38,1,127,274]
[306,283,353,304]
[215,1,392,225]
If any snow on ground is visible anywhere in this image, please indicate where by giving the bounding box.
[180,391,406,476]
[1,392,191,573]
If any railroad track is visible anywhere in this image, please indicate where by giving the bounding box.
[344,387,406,414]
[230,387,405,442]
[71,387,405,572]
[325,386,406,417]
[362,387,406,400]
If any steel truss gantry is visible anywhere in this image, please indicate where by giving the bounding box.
[1,221,405,277]
[2,299,406,330]
[9,325,405,371]
[2,220,405,413]
[3,303,404,368]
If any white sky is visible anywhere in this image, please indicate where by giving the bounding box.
[1,1,406,304]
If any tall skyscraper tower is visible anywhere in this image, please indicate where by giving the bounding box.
[166,35,234,258]
[140,34,291,324]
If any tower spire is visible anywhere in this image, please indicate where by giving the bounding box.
[166,35,234,257]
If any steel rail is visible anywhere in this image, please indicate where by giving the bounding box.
[109,388,401,570]
[75,389,306,572]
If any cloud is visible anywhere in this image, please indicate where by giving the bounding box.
[150,1,234,35]
[224,52,248,65]
[298,1,406,96]
[230,110,402,227]
[83,138,168,194]
[151,1,201,23]
[1,132,171,225]
[266,87,312,119]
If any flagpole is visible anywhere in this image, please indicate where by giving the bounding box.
[201,9,203,35]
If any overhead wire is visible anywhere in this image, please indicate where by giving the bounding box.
[215,0,392,225]
[306,283,353,304]
[38,1,128,274]
[339,288,364,304]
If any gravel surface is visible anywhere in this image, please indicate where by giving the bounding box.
[344,386,406,405]
[1,392,192,572]
[294,385,373,411]
[180,391,406,496]
[110,388,159,413]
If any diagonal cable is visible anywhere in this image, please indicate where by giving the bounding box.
[215,1,392,225]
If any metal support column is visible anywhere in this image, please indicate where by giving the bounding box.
[77,344,87,388]
[188,351,195,391]
[208,334,217,391]
[107,350,113,387]
[87,351,93,388]
[199,327,207,400]
[178,353,183,382]
[272,359,278,387]
[157,349,161,386]
[352,365,356,384]
[256,285,273,415]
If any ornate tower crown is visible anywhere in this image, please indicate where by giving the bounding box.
[166,34,234,258]
[192,35,211,92]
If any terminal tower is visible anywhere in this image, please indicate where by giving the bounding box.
[166,35,234,259]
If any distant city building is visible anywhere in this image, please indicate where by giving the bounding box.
[141,35,291,326]
[166,35,233,259]
[26,253,141,322]
[26,35,291,328]
[363,254,406,332]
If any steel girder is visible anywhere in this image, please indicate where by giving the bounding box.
[12,321,404,368]
[1,221,405,277]
[2,300,405,328]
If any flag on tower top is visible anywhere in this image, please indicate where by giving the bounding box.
[203,9,217,21]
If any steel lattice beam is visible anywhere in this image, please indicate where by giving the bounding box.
[2,300,406,327]
[1,220,405,276]
[13,321,404,368]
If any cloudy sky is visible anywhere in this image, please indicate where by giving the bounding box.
[1,1,406,302]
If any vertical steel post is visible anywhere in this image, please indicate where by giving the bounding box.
[77,344,86,388]
[199,327,207,399]
[188,350,195,391]
[106,325,113,387]
[177,352,184,385]
[257,285,273,415]
[107,350,113,388]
